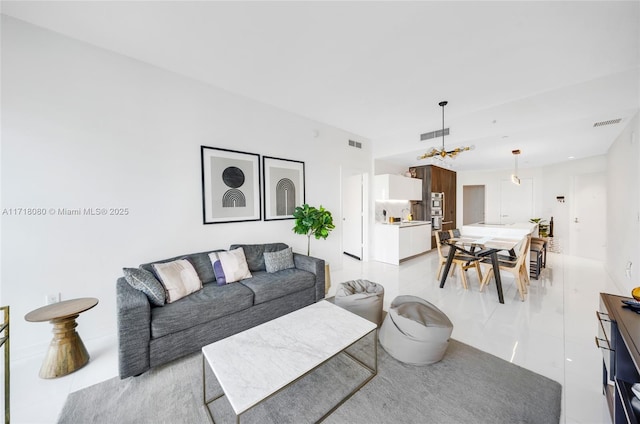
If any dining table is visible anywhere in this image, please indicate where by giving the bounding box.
[439,235,524,304]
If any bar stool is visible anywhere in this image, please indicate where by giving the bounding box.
[529,237,547,279]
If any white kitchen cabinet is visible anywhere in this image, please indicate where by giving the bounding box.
[374,174,422,200]
[373,222,431,265]
[400,225,430,257]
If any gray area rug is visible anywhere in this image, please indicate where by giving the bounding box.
[58,338,561,424]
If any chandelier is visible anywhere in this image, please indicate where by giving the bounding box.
[418,101,473,160]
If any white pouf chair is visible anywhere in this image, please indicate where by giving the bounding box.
[378,295,453,365]
[334,279,385,326]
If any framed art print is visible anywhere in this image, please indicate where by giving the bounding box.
[201,146,261,224]
[263,156,305,221]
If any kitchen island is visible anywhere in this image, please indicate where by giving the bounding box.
[373,221,432,265]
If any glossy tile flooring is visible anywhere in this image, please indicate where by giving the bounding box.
[11,249,618,423]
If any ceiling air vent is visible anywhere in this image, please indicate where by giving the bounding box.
[420,128,449,141]
[593,118,622,127]
[348,140,362,149]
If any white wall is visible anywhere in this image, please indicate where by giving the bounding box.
[373,159,407,176]
[457,156,607,253]
[606,112,640,293]
[0,17,371,358]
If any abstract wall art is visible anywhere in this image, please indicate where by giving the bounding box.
[263,156,305,221]
[201,146,261,224]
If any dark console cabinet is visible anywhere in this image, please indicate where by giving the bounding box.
[597,293,640,423]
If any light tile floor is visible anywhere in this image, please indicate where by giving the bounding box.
[10,250,618,423]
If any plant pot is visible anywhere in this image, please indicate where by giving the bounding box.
[325,263,331,295]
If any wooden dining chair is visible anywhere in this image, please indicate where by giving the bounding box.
[479,235,531,301]
[449,228,480,253]
[435,231,483,290]
[435,231,452,279]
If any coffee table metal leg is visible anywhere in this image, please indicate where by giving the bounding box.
[203,367,240,424]
[317,328,377,423]
[341,328,377,376]
[203,355,231,424]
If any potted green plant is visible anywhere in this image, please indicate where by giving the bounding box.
[529,218,549,237]
[292,204,335,256]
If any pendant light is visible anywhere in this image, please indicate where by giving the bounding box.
[511,149,521,185]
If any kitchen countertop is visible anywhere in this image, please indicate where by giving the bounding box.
[466,222,536,230]
[378,220,431,228]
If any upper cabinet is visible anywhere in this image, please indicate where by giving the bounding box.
[375,174,422,200]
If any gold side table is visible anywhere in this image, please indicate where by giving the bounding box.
[25,297,98,379]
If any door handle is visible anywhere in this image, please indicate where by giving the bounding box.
[574,218,579,223]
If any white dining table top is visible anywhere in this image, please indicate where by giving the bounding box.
[449,235,523,251]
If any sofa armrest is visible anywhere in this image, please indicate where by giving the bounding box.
[116,277,151,378]
[293,253,325,302]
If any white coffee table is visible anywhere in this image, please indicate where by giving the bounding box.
[202,300,377,423]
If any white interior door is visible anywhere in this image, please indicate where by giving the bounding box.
[500,178,533,224]
[342,174,363,259]
[570,172,606,259]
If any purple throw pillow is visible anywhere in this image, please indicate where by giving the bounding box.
[213,260,227,286]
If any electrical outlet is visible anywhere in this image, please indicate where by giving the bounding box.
[45,293,60,305]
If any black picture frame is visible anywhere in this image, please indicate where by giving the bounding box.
[201,146,261,224]
[262,156,305,221]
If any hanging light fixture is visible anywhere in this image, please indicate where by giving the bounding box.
[511,149,521,185]
[418,101,473,160]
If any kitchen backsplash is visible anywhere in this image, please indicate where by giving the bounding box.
[375,200,412,223]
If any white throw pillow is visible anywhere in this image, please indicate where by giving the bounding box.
[152,259,202,303]
[209,247,253,285]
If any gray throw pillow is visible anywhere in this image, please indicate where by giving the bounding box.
[229,243,289,271]
[123,267,166,306]
[264,247,295,273]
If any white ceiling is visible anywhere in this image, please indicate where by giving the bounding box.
[2,1,639,171]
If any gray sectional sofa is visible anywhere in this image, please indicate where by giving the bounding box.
[116,242,325,379]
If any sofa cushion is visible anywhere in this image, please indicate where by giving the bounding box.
[140,250,223,285]
[239,268,315,305]
[122,267,166,306]
[264,247,295,273]
[150,282,254,338]
[229,243,289,272]
[209,247,252,285]
[152,260,203,303]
